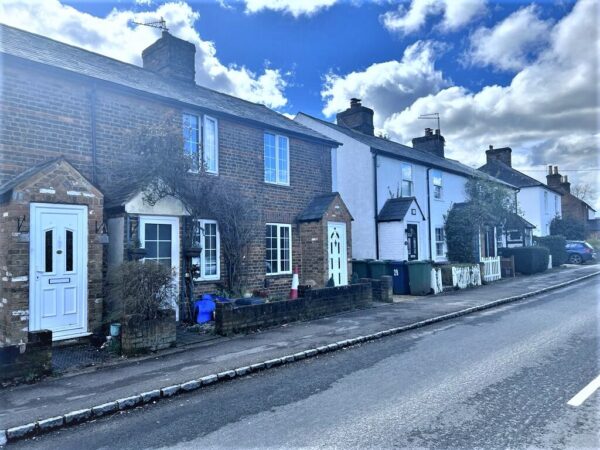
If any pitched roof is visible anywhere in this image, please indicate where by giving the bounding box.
[297,192,349,222]
[296,113,515,186]
[0,157,61,202]
[478,159,563,195]
[377,197,425,222]
[505,212,535,229]
[0,24,338,147]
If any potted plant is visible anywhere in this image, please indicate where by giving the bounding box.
[127,238,147,261]
[183,219,202,258]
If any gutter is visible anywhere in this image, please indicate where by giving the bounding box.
[373,152,379,260]
[427,167,432,260]
[89,83,98,184]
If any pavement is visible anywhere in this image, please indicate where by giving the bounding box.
[9,276,600,449]
[0,264,598,442]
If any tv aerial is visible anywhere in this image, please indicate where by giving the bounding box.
[131,17,169,32]
[418,112,441,133]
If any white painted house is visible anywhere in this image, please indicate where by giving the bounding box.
[478,147,562,237]
[295,99,515,264]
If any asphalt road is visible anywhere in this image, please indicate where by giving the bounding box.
[13,277,599,449]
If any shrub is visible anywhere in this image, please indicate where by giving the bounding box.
[499,247,549,275]
[107,261,175,321]
[445,207,477,263]
[534,235,567,267]
[550,217,585,240]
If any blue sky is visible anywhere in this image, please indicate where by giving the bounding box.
[1,0,598,209]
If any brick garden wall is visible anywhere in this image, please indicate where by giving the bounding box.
[0,330,52,384]
[214,282,372,335]
[120,310,176,356]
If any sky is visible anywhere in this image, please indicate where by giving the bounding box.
[1,0,599,211]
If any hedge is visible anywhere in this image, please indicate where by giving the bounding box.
[499,247,549,275]
[534,235,567,267]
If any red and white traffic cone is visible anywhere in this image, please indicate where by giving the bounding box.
[289,266,299,300]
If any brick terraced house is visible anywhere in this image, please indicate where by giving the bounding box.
[0,25,351,345]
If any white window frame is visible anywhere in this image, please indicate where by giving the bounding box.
[401,163,413,197]
[192,219,220,281]
[264,133,290,186]
[203,115,219,174]
[265,223,292,275]
[432,170,443,200]
[183,112,219,175]
[435,227,445,257]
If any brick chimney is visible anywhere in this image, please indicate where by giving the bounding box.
[546,165,562,189]
[336,98,374,136]
[142,31,196,84]
[561,175,571,194]
[485,145,512,167]
[412,128,445,158]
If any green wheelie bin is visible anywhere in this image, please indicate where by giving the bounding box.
[407,260,432,295]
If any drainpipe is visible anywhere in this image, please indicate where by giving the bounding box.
[89,83,98,185]
[427,167,432,261]
[373,152,379,260]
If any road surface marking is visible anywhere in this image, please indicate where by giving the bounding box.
[567,374,600,407]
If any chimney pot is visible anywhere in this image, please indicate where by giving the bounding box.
[553,166,558,174]
[548,165,552,175]
[425,128,433,136]
[489,145,493,150]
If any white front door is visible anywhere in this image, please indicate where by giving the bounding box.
[328,222,348,286]
[30,203,88,340]
[139,216,180,320]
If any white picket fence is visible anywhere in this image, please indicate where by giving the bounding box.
[431,267,443,294]
[481,256,501,282]
[451,264,481,289]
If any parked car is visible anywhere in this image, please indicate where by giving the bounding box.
[565,241,597,264]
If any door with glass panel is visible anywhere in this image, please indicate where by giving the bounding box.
[139,216,180,320]
[30,203,88,340]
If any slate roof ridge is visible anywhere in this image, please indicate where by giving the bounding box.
[296,112,516,187]
[0,24,337,146]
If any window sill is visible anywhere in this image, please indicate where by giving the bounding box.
[266,272,292,277]
[193,276,220,282]
[264,181,291,188]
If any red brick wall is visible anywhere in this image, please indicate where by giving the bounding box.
[0,60,335,309]
[0,160,104,345]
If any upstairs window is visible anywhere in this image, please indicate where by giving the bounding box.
[401,163,413,197]
[183,113,218,174]
[264,133,289,185]
[432,170,443,199]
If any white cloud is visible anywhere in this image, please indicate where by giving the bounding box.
[321,40,449,124]
[381,0,486,35]
[0,0,289,109]
[324,0,600,209]
[468,5,553,71]
[244,0,338,17]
